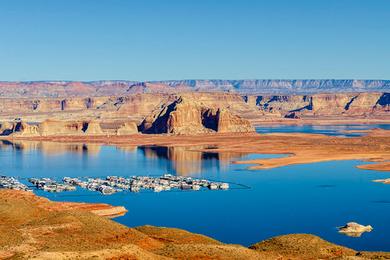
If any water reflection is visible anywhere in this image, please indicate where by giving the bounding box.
[138,146,246,176]
[0,140,246,176]
[0,140,101,156]
[255,124,390,137]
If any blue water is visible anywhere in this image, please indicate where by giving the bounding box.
[256,124,390,137]
[0,139,389,251]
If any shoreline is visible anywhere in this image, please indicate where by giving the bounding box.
[251,118,390,126]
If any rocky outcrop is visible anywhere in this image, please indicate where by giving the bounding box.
[0,121,40,137]
[140,97,211,134]
[0,92,388,129]
[216,109,255,133]
[83,121,104,135]
[116,122,139,135]
[0,122,16,135]
[0,120,107,137]
[37,120,85,136]
[373,178,390,184]
[12,122,40,137]
[338,222,373,237]
[140,96,255,135]
[247,92,389,118]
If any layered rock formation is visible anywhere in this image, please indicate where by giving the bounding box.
[83,121,104,135]
[0,119,140,137]
[0,92,388,124]
[0,79,389,97]
[216,109,255,133]
[116,122,139,135]
[139,96,255,135]
[37,120,85,136]
[0,121,40,136]
[0,92,388,133]
[248,92,390,118]
[1,120,102,137]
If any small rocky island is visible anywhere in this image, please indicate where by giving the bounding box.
[373,178,390,184]
[338,222,373,237]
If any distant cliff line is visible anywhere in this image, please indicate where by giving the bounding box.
[0,79,389,98]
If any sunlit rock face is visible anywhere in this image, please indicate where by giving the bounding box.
[38,120,85,136]
[0,119,139,137]
[139,95,255,135]
[0,91,387,125]
[116,122,139,135]
[245,92,389,117]
[1,120,105,137]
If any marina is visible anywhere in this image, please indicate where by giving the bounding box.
[63,174,230,194]
[28,177,76,192]
[0,176,32,191]
[1,174,231,195]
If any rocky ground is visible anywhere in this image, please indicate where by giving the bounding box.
[1,190,389,260]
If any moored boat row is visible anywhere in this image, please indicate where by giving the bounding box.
[1,174,230,195]
[64,174,230,195]
[28,177,76,192]
[0,176,32,191]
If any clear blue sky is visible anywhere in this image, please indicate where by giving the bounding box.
[0,0,389,81]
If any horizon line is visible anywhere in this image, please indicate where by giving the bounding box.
[0,78,389,83]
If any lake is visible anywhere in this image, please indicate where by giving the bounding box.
[255,123,390,137]
[0,124,389,251]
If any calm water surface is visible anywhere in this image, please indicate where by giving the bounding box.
[0,125,389,251]
[256,124,390,137]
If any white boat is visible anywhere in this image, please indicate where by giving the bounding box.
[219,183,229,190]
[99,185,116,195]
[209,183,218,190]
[192,184,201,191]
[153,185,163,192]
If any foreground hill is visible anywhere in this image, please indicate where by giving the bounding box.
[0,79,389,98]
[0,189,389,259]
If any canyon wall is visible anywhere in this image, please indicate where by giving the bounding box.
[0,92,388,137]
[0,120,134,137]
[0,80,389,97]
[246,92,389,118]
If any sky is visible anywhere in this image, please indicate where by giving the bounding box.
[0,0,389,81]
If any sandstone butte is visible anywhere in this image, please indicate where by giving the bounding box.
[1,189,389,260]
[139,96,255,134]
